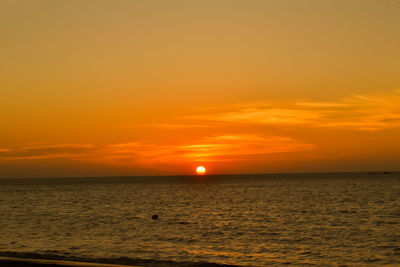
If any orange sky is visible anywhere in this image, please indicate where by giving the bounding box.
[1,0,399,178]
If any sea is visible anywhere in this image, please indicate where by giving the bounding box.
[0,172,399,266]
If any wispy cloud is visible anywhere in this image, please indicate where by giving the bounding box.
[187,90,400,131]
[101,134,314,164]
[316,91,400,130]
[0,135,313,165]
[0,143,95,161]
[137,123,208,129]
[1,90,397,166]
[189,108,319,124]
[21,143,93,150]
[296,101,351,108]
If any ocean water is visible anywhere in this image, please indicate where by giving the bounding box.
[0,173,399,266]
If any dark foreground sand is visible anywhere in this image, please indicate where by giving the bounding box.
[0,257,139,267]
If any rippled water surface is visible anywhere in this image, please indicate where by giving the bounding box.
[1,173,400,266]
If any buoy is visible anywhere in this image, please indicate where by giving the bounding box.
[152,214,158,220]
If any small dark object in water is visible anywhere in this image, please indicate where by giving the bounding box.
[152,214,158,220]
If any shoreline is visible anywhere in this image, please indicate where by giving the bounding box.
[0,256,139,267]
[0,254,240,267]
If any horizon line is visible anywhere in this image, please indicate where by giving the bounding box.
[1,170,399,180]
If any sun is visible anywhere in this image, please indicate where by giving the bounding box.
[196,166,206,175]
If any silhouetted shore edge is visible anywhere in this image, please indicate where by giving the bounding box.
[0,253,241,267]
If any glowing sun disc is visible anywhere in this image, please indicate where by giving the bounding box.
[196,166,206,175]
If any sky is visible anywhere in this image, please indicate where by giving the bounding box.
[1,0,399,178]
